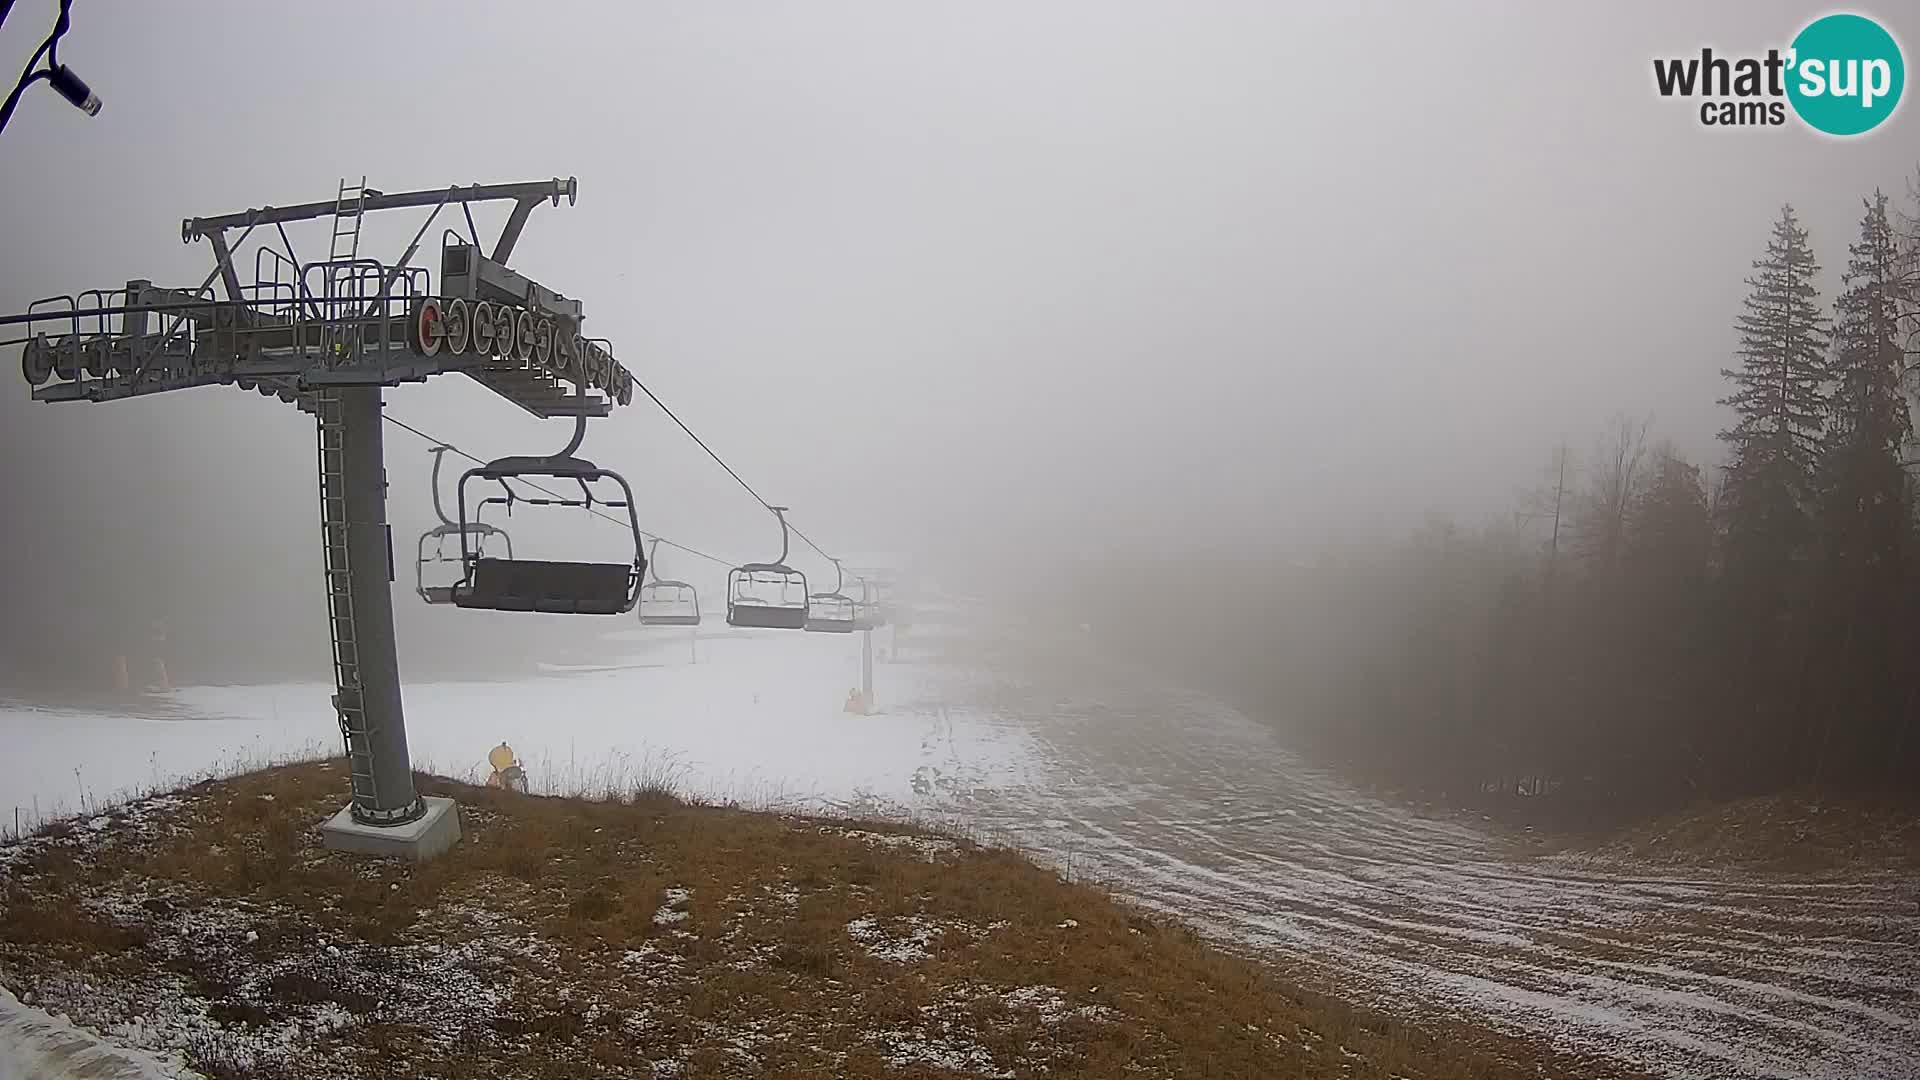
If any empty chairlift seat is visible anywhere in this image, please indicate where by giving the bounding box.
[418,522,511,605]
[727,563,809,629]
[804,559,860,633]
[726,506,812,630]
[639,539,703,626]
[639,581,702,626]
[805,591,857,633]
[415,446,515,606]
[446,441,647,616]
[460,556,638,615]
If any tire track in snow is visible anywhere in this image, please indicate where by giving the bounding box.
[912,608,1920,1080]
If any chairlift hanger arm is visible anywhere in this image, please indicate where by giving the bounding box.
[428,446,456,528]
[769,505,792,565]
[557,414,587,459]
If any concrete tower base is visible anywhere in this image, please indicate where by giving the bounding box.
[318,797,462,861]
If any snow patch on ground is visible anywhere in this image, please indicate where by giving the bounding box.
[0,986,195,1080]
[875,1025,1012,1079]
[1001,984,1119,1025]
[3,625,1042,829]
[845,915,942,964]
[653,886,692,926]
[7,876,560,1075]
[822,826,960,861]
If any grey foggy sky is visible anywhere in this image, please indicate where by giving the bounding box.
[2,0,1917,598]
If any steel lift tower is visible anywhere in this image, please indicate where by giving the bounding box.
[4,176,638,859]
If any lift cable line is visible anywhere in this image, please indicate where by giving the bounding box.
[392,374,851,577]
[380,411,735,571]
[625,375,841,567]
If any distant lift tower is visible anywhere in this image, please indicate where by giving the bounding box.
[3,177,637,860]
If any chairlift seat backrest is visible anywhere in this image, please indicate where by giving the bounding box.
[727,562,808,628]
[804,592,858,633]
[639,577,702,626]
[454,557,638,616]
[417,521,512,606]
[729,563,807,607]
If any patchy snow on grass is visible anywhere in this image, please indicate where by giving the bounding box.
[0,985,197,1080]
[874,1026,1013,1079]
[845,914,942,964]
[7,876,567,1076]
[1001,984,1119,1026]
[822,826,960,862]
[0,792,199,873]
[653,886,692,926]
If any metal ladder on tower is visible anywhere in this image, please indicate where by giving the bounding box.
[316,390,378,809]
[320,177,369,365]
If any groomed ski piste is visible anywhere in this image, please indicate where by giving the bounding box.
[2,590,1915,1079]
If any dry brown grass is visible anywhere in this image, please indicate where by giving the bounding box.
[1542,790,1920,874]
[0,761,1626,1079]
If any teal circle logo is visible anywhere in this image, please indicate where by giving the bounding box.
[1786,14,1904,136]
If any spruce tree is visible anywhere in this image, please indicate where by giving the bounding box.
[1824,193,1910,462]
[1718,205,1830,592]
[1811,192,1912,784]
[1716,205,1829,790]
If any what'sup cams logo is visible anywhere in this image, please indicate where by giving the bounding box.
[1654,13,1904,135]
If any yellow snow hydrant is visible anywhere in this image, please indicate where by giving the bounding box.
[485,742,528,794]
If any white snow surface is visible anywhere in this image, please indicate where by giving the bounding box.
[1,621,1038,828]
[0,986,193,1080]
[2,595,1917,1079]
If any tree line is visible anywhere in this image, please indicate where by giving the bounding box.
[1296,186,1920,818]
[1059,181,1920,822]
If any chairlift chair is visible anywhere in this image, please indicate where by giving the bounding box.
[449,416,646,616]
[726,507,809,629]
[416,445,513,605]
[805,557,859,634]
[849,576,880,631]
[848,568,892,628]
[638,538,702,626]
